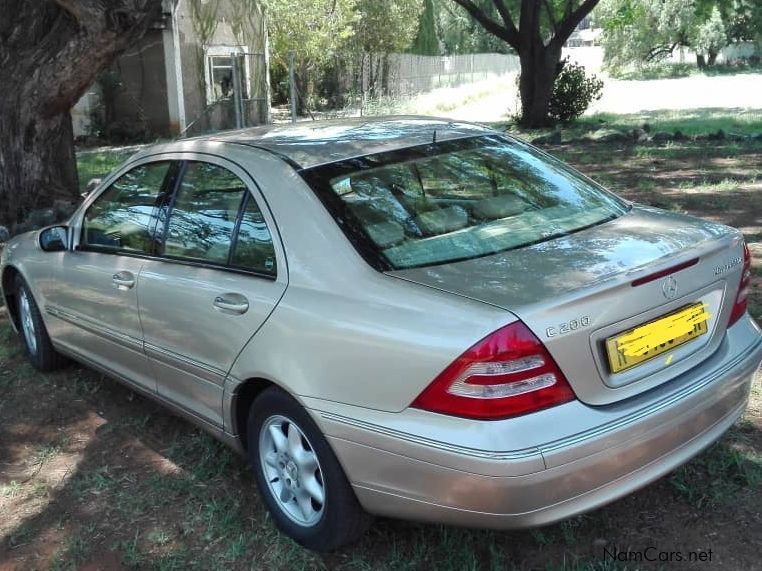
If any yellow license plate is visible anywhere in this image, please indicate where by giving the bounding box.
[606,302,710,373]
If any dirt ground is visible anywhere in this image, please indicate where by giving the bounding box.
[1,139,761,570]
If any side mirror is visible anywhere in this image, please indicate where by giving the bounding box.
[39,225,68,252]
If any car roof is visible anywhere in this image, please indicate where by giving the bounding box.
[133,116,493,170]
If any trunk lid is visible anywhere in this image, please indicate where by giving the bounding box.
[389,206,746,405]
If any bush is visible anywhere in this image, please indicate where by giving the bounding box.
[549,60,604,124]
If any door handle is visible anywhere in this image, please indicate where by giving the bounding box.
[213,293,249,315]
[112,271,136,291]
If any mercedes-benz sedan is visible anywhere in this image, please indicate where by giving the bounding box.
[2,118,760,550]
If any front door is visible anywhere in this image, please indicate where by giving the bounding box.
[137,159,287,427]
[40,161,176,392]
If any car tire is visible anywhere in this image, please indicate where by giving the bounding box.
[248,387,372,551]
[14,275,65,371]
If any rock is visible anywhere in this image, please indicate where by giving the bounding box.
[586,129,629,143]
[8,202,76,238]
[0,225,9,243]
[631,128,650,143]
[26,208,56,229]
[727,132,750,142]
[531,130,562,145]
[651,131,672,143]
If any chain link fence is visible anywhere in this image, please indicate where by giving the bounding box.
[280,51,520,121]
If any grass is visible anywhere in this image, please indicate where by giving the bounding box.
[497,108,762,145]
[612,61,762,81]
[1,480,23,498]
[669,426,762,508]
[576,108,762,137]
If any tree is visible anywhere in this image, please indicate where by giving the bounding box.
[266,0,423,109]
[693,6,726,66]
[451,0,601,127]
[598,0,696,69]
[411,0,440,55]
[265,0,357,110]
[348,0,423,96]
[438,0,512,54]
[598,0,757,71]
[0,0,162,228]
[724,0,762,43]
[351,0,423,54]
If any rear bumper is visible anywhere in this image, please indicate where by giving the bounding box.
[310,315,762,529]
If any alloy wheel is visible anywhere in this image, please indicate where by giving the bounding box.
[19,288,38,355]
[258,414,325,526]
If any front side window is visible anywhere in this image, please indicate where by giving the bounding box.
[82,162,171,254]
[303,135,628,269]
[163,162,247,264]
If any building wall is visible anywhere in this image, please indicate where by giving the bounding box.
[175,0,269,137]
[72,0,269,140]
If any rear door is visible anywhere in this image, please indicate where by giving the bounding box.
[137,156,287,427]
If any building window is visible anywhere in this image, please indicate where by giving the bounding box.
[204,46,250,104]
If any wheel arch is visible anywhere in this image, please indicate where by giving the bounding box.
[1,265,22,330]
[231,376,277,451]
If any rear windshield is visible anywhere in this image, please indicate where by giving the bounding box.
[301,135,628,270]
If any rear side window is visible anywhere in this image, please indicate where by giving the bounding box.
[163,162,247,264]
[302,135,627,270]
[231,196,277,275]
[161,161,277,275]
[82,162,171,254]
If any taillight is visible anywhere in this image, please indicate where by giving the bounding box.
[728,242,752,326]
[411,321,576,420]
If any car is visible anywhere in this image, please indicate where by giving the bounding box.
[2,117,761,551]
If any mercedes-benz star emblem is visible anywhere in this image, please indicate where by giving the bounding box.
[662,276,678,299]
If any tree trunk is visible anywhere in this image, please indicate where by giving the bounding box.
[451,0,601,128]
[0,100,79,227]
[696,54,707,69]
[518,44,562,128]
[0,0,162,229]
[707,51,718,66]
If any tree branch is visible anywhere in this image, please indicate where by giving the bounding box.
[50,0,104,27]
[646,41,678,62]
[29,0,162,115]
[451,0,519,49]
[549,0,599,50]
[542,0,557,32]
[491,0,519,40]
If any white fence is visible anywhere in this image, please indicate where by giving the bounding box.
[378,53,520,96]
[340,52,520,100]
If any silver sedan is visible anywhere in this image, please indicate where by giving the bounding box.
[2,117,761,550]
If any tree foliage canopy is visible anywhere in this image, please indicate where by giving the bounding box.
[352,0,423,54]
[264,0,357,72]
[265,0,424,108]
[411,0,439,55]
[598,0,762,70]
